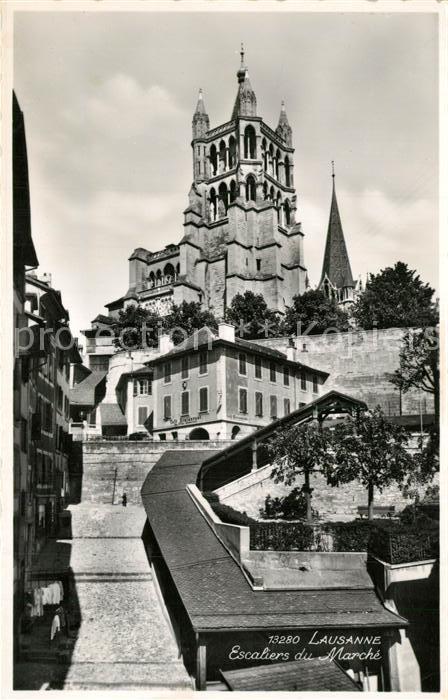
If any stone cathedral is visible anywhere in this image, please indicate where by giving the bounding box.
[105,48,309,320]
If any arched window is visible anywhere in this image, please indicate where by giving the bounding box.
[246,175,257,202]
[244,125,256,159]
[175,263,180,278]
[149,272,156,288]
[276,191,283,225]
[284,199,291,226]
[164,263,175,284]
[229,180,237,203]
[209,188,217,222]
[275,149,280,181]
[263,181,268,200]
[210,144,217,176]
[269,185,275,202]
[261,138,267,171]
[218,182,229,217]
[284,155,291,187]
[269,144,274,175]
[229,136,237,168]
[219,140,226,173]
[156,269,162,286]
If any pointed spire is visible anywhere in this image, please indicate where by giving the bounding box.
[276,99,292,146]
[319,164,354,292]
[192,88,209,139]
[232,44,257,119]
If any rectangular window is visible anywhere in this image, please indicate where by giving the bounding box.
[238,352,247,375]
[199,387,208,412]
[181,355,189,379]
[133,379,139,397]
[239,388,248,414]
[163,362,171,384]
[283,366,290,386]
[270,361,276,383]
[255,391,263,417]
[254,356,262,379]
[313,374,319,394]
[138,406,148,426]
[270,395,278,419]
[199,350,208,375]
[256,259,261,271]
[163,395,171,420]
[181,391,189,416]
[284,398,291,415]
[301,369,307,391]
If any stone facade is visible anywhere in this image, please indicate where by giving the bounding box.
[104,51,307,322]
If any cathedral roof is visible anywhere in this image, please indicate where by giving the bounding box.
[231,44,257,119]
[319,170,354,290]
[194,88,207,117]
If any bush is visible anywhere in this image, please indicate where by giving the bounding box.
[259,488,319,520]
[369,521,439,564]
[202,492,255,526]
[251,521,314,551]
[202,491,220,505]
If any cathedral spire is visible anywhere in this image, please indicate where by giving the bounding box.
[319,164,354,294]
[276,100,292,146]
[192,88,209,139]
[232,44,257,119]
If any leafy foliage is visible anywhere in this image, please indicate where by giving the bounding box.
[225,291,281,339]
[280,289,350,336]
[390,327,439,419]
[165,301,218,345]
[268,423,333,522]
[352,261,438,330]
[259,488,319,520]
[202,491,255,526]
[323,407,417,520]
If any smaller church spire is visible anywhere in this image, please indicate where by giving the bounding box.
[232,44,257,119]
[276,100,292,146]
[192,88,209,139]
[319,163,354,294]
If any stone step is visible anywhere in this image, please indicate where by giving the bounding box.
[62,661,193,690]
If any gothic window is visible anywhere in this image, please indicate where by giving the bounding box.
[269,144,274,175]
[244,125,256,159]
[275,149,280,180]
[276,191,283,225]
[209,188,217,222]
[218,182,229,217]
[229,180,237,203]
[245,175,256,202]
[175,262,180,278]
[156,269,162,286]
[261,138,268,171]
[163,263,175,284]
[229,135,237,168]
[263,181,268,200]
[219,140,226,173]
[269,185,275,202]
[210,144,218,176]
[284,155,291,187]
[284,199,291,226]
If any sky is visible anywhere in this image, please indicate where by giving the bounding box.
[14,9,439,342]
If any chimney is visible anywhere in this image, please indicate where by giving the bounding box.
[218,322,235,343]
[159,333,174,355]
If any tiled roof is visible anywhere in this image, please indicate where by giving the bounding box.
[70,371,107,406]
[99,402,127,426]
[221,658,361,691]
[141,449,407,634]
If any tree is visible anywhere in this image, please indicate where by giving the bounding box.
[165,301,218,345]
[352,261,438,330]
[390,327,439,421]
[323,407,416,520]
[280,289,350,337]
[112,305,163,350]
[267,423,332,523]
[225,291,280,339]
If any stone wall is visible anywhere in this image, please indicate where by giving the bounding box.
[258,328,434,416]
[215,461,438,522]
[77,440,232,505]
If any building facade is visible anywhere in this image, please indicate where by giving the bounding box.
[134,323,328,441]
[103,48,307,322]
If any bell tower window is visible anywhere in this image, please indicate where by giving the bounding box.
[244,125,256,159]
